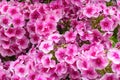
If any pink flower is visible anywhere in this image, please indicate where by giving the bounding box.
[69,69,80,79]
[100,17,114,31]
[66,44,78,56]
[27,23,35,33]
[5,27,15,38]
[41,54,55,68]
[64,29,77,43]
[0,16,11,28]
[39,40,53,53]
[83,4,97,18]
[30,10,40,20]
[8,7,19,16]
[81,67,98,79]
[30,33,40,44]
[14,64,28,77]
[16,36,29,49]
[45,20,57,33]
[76,58,89,70]
[48,33,61,43]
[12,15,24,27]
[90,56,108,69]
[15,27,26,39]
[35,21,44,35]
[1,40,10,49]
[107,48,120,64]
[100,73,117,80]
[55,62,67,76]
[55,48,66,62]
[112,63,120,74]
[65,56,76,64]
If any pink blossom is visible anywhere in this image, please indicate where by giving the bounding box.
[30,33,40,44]
[112,63,120,74]
[66,44,78,56]
[100,73,117,80]
[90,56,108,69]
[0,15,11,28]
[48,33,61,43]
[12,15,24,27]
[55,48,66,62]
[55,62,67,76]
[100,17,114,31]
[15,27,26,39]
[107,48,120,64]
[14,64,28,77]
[65,56,76,64]
[39,40,53,53]
[41,54,55,68]
[83,4,97,18]
[5,27,15,38]
[81,67,98,79]
[64,29,77,43]
[16,36,29,49]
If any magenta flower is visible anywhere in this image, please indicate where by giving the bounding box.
[5,27,15,38]
[12,15,24,27]
[100,17,114,31]
[81,67,98,79]
[14,64,28,77]
[100,73,117,80]
[90,56,108,69]
[16,36,29,49]
[66,44,78,56]
[55,62,67,76]
[112,63,120,74]
[41,54,55,68]
[107,48,120,64]
[15,27,26,39]
[55,48,66,62]
[64,29,77,43]
[39,40,53,53]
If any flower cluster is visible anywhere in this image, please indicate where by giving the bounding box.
[0,0,120,80]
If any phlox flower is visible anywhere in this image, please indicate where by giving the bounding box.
[16,36,29,49]
[14,64,28,78]
[112,63,120,74]
[66,44,78,56]
[107,48,120,64]
[12,15,25,27]
[65,56,76,64]
[81,67,98,79]
[64,29,77,43]
[83,4,97,18]
[69,69,80,79]
[39,40,53,53]
[76,57,90,70]
[30,10,40,20]
[15,27,26,39]
[1,40,10,49]
[90,56,108,69]
[55,62,67,76]
[35,21,44,35]
[0,15,11,28]
[55,48,66,62]
[48,33,61,43]
[8,6,19,16]
[100,17,114,31]
[30,33,40,44]
[100,73,117,80]
[41,54,55,68]
[27,23,35,34]
[5,27,16,38]
[0,28,9,41]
